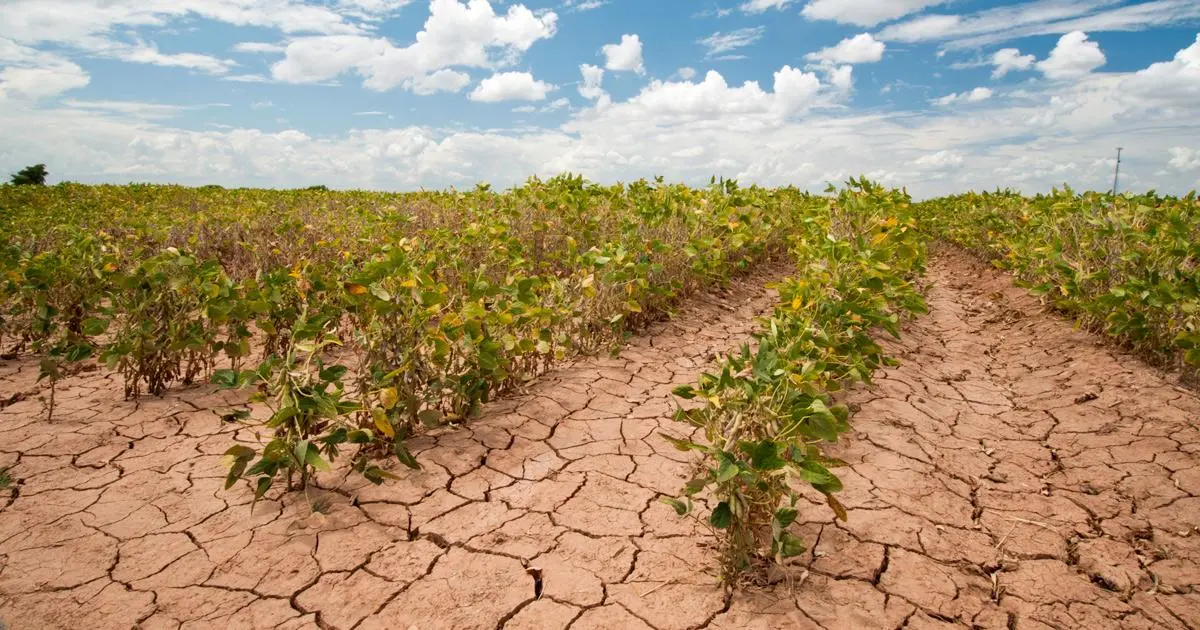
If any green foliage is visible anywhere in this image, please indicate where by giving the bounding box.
[9,164,47,186]
[0,467,11,490]
[0,175,823,499]
[665,178,928,582]
[917,188,1200,377]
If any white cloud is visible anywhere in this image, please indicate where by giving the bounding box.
[678,67,697,80]
[233,42,287,54]
[353,110,388,116]
[800,0,952,27]
[0,63,90,100]
[593,66,822,122]
[1120,33,1199,108]
[699,27,765,58]
[933,86,993,106]
[742,0,793,14]
[991,48,1036,78]
[270,0,557,92]
[878,0,1200,49]
[805,33,885,65]
[0,41,90,100]
[601,34,644,74]
[1168,146,1200,171]
[827,65,853,92]
[561,0,607,11]
[914,150,964,169]
[468,71,553,102]
[3,24,1200,202]
[516,96,570,114]
[578,63,606,100]
[94,41,237,74]
[62,99,228,119]
[406,68,471,95]
[337,0,416,20]
[1037,31,1106,79]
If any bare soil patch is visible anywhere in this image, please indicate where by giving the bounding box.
[1,250,1197,629]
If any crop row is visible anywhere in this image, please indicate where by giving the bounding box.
[917,187,1200,379]
[0,175,824,496]
[665,178,928,580]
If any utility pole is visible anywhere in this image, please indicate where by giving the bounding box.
[1111,147,1123,196]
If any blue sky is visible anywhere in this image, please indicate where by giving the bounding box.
[1,0,1198,197]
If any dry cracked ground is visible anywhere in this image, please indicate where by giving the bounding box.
[1,248,1198,630]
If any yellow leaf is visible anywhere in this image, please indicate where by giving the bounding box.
[379,387,399,410]
[372,409,396,439]
[344,282,368,295]
[791,296,802,310]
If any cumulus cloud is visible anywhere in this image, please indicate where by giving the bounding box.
[595,66,822,122]
[933,87,993,106]
[801,0,952,27]
[0,40,90,100]
[1038,31,1106,79]
[1120,33,1199,108]
[407,68,471,95]
[2,16,1200,201]
[270,0,558,92]
[601,34,644,73]
[678,67,697,80]
[468,71,553,102]
[991,48,1035,79]
[1168,146,1200,171]
[827,65,853,92]
[915,150,964,169]
[805,33,886,65]
[578,64,606,100]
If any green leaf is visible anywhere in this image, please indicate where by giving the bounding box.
[684,477,707,496]
[253,476,272,501]
[319,364,348,382]
[303,444,332,472]
[660,497,690,516]
[81,317,109,336]
[748,440,786,471]
[774,506,799,529]
[715,455,739,483]
[659,433,701,452]
[223,445,256,460]
[212,369,239,389]
[709,501,733,530]
[671,384,696,399]
[418,409,443,427]
[773,531,806,559]
[393,441,421,470]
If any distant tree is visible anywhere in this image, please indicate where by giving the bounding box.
[10,164,48,186]
[306,185,329,191]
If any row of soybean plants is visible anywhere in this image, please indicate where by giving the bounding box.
[917,187,1200,377]
[0,175,824,496]
[665,178,929,582]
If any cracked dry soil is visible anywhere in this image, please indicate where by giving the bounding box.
[0,249,1198,630]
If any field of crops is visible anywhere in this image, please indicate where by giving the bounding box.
[917,188,1200,380]
[1,177,1199,628]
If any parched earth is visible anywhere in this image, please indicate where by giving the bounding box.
[0,248,1198,630]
